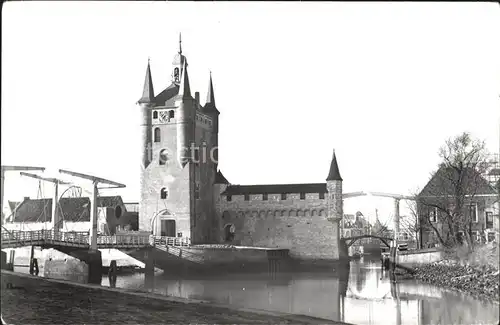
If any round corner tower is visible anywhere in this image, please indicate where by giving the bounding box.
[326,149,343,259]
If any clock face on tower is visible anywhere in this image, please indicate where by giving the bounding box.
[159,111,169,123]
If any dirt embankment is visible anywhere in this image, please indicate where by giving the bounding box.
[409,245,499,303]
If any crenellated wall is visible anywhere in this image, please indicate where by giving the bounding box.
[216,190,341,260]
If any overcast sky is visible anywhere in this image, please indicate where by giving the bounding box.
[2,2,500,224]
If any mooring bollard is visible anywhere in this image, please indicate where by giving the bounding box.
[33,258,39,276]
[108,260,118,288]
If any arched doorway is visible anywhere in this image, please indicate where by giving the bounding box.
[224,223,235,242]
[161,219,176,237]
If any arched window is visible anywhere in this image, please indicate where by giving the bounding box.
[159,149,168,165]
[154,127,161,143]
[224,224,235,242]
[160,188,168,200]
[153,111,158,119]
[114,206,122,219]
[169,110,174,118]
[174,68,180,82]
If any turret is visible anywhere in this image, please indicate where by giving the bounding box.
[172,33,188,85]
[326,149,343,258]
[203,72,220,168]
[175,60,195,167]
[137,59,155,169]
[326,149,343,220]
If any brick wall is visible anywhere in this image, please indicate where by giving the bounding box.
[139,117,193,239]
[216,189,341,260]
[192,113,217,244]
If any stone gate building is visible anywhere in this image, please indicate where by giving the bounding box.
[137,37,345,260]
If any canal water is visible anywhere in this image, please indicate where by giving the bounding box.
[15,256,499,325]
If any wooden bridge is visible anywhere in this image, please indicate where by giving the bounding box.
[0,229,191,250]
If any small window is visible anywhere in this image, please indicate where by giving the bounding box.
[486,212,493,228]
[263,194,268,201]
[227,195,232,202]
[300,193,306,200]
[209,121,212,126]
[159,149,168,165]
[153,111,158,119]
[467,204,477,222]
[114,206,122,219]
[429,208,437,223]
[195,184,200,199]
[319,192,325,199]
[244,194,250,201]
[169,110,174,118]
[154,127,161,143]
[160,188,168,200]
[281,193,286,200]
[193,148,200,162]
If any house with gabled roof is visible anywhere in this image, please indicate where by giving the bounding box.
[3,195,137,235]
[417,166,499,247]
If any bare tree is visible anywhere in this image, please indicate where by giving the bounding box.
[416,132,493,252]
[400,200,422,248]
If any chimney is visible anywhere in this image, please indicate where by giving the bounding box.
[23,196,30,201]
[195,92,200,109]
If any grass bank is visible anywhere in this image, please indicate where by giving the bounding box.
[0,271,348,324]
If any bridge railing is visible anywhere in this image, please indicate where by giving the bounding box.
[154,236,191,247]
[1,230,90,246]
[1,230,153,247]
[97,234,151,246]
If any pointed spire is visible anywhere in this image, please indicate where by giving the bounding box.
[326,149,343,181]
[138,59,155,104]
[215,170,229,184]
[179,33,182,54]
[203,71,220,115]
[178,59,191,99]
[206,71,216,107]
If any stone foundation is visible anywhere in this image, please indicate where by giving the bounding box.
[396,248,444,269]
[42,249,102,284]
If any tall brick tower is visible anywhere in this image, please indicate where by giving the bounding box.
[326,149,343,259]
[137,36,219,244]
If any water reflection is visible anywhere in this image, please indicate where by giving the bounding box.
[108,257,498,325]
[16,256,499,325]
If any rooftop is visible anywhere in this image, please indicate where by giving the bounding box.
[222,183,327,196]
[10,196,124,223]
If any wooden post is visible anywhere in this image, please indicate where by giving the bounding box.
[89,181,98,250]
[391,198,400,270]
[29,245,35,275]
[51,182,59,233]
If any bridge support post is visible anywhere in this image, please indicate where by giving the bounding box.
[0,251,6,270]
[87,249,102,284]
[51,182,60,234]
[29,246,35,275]
[89,181,98,250]
[144,249,155,290]
[8,250,15,271]
[339,239,349,259]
